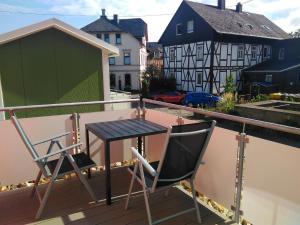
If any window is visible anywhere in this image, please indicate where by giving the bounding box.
[124,52,131,65]
[115,33,121,44]
[237,45,244,59]
[154,50,160,58]
[251,46,257,60]
[197,45,204,60]
[125,74,131,88]
[187,20,194,33]
[265,74,272,83]
[170,48,175,61]
[96,33,102,39]
[196,72,202,85]
[110,74,116,88]
[109,57,115,65]
[176,23,182,35]
[104,33,110,43]
[263,47,269,58]
[279,48,285,60]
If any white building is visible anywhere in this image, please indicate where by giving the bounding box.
[82,9,148,91]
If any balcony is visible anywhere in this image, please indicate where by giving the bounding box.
[0,99,299,225]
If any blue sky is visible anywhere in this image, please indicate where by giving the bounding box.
[0,0,299,41]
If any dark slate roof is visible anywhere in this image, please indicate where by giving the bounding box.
[185,0,290,40]
[243,59,300,73]
[82,17,147,40]
[146,42,162,51]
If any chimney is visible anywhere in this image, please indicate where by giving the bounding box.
[101,9,106,18]
[113,14,119,24]
[218,0,225,10]
[236,2,243,13]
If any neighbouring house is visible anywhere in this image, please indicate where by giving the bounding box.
[158,0,290,94]
[146,42,163,73]
[0,18,119,119]
[82,9,148,91]
[242,38,300,94]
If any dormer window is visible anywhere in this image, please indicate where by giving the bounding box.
[96,33,102,39]
[237,22,243,28]
[104,33,110,43]
[247,24,254,30]
[176,23,182,35]
[279,48,285,60]
[187,20,194,33]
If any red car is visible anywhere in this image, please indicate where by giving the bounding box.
[152,92,185,104]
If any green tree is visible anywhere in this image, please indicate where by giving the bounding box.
[289,29,300,38]
[144,64,162,78]
[224,73,235,93]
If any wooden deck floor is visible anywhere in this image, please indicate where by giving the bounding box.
[0,167,233,225]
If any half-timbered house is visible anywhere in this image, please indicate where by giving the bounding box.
[159,0,290,94]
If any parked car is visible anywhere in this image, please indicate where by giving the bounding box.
[152,91,185,104]
[183,92,221,107]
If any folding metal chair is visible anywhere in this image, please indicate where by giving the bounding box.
[10,115,97,219]
[125,120,216,225]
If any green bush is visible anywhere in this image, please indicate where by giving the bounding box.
[251,94,270,102]
[217,93,235,113]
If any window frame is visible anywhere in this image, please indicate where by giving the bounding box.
[237,45,244,59]
[115,33,121,45]
[104,33,110,43]
[125,73,131,87]
[109,57,116,65]
[251,45,257,60]
[279,48,285,60]
[187,20,194,33]
[96,33,102,39]
[196,44,204,60]
[176,23,182,36]
[170,48,175,61]
[124,52,131,65]
[265,74,273,83]
[196,71,203,85]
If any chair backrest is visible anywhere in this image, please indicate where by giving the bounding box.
[10,115,40,160]
[155,121,216,186]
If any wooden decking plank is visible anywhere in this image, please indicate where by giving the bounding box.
[0,167,228,225]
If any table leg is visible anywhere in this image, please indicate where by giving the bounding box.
[86,129,91,179]
[138,136,142,155]
[105,141,112,205]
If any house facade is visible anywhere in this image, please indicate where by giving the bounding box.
[82,10,148,91]
[243,38,300,94]
[159,0,290,94]
[0,18,118,119]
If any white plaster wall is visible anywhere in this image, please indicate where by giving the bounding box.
[107,32,144,90]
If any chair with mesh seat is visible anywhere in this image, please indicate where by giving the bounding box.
[125,120,216,225]
[10,114,97,219]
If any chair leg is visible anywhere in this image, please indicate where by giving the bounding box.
[30,170,43,198]
[35,154,64,219]
[190,179,202,224]
[125,162,138,210]
[139,162,153,225]
[65,154,97,202]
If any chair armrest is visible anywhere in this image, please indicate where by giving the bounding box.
[34,143,82,162]
[32,132,71,146]
[130,147,158,177]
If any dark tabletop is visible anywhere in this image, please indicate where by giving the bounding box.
[85,118,168,141]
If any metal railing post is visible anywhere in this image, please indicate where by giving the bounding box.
[70,112,81,154]
[232,130,249,224]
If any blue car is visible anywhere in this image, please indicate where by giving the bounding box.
[183,92,221,107]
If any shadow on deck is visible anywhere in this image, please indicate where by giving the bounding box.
[0,167,231,225]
